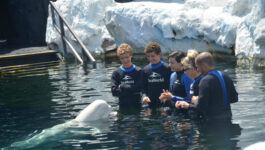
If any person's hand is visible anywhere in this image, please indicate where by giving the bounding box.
[175,101,189,109]
[118,85,120,89]
[191,96,198,104]
[142,96,151,104]
[159,93,167,103]
[175,101,182,109]
[159,89,172,102]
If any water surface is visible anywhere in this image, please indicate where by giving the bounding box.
[0,57,264,149]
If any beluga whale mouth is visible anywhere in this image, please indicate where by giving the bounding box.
[4,99,117,150]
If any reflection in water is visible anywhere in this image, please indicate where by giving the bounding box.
[0,57,264,149]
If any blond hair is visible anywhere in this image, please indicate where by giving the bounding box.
[117,43,132,56]
[181,49,199,69]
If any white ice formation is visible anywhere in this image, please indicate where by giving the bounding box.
[46,0,265,61]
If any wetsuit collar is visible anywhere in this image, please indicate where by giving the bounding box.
[194,74,204,82]
[176,70,184,76]
[120,64,135,72]
[149,61,163,69]
[207,69,227,107]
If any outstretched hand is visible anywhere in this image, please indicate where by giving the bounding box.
[159,89,172,103]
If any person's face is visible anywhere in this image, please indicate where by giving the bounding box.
[168,57,182,72]
[146,52,161,65]
[196,62,206,75]
[119,53,132,68]
[183,66,197,78]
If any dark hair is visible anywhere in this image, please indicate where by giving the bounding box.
[168,51,186,63]
[144,42,161,54]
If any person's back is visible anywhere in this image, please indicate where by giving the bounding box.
[194,52,238,120]
[198,73,237,120]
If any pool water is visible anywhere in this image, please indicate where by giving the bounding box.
[0,56,265,150]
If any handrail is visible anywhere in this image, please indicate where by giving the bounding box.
[49,1,96,68]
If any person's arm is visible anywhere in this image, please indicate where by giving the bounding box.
[190,78,210,116]
[225,74,238,103]
[141,69,148,98]
[171,75,194,102]
[111,71,121,97]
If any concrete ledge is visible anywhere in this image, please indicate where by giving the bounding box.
[0,50,59,67]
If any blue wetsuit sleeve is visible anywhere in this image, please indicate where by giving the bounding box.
[171,74,194,102]
[168,73,174,93]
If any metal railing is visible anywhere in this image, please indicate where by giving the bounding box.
[49,1,96,68]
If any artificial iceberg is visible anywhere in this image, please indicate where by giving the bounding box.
[45,0,265,66]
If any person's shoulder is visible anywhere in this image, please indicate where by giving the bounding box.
[143,64,151,70]
[112,67,122,75]
[182,73,193,80]
[134,66,142,71]
[162,62,170,68]
[221,72,233,82]
[161,62,171,72]
[201,74,216,82]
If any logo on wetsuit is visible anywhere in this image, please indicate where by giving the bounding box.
[148,72,165,83]
[121,75,135,84]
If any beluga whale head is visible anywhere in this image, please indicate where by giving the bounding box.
[5,99,116,150]
[75,99,113,122]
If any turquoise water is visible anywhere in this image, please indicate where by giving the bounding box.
[0,57,265,149]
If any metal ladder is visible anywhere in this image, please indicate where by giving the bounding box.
[49,1,96,68]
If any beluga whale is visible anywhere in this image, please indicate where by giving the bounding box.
[4,99,117,150]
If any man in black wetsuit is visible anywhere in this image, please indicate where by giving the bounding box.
[176,52,238,121]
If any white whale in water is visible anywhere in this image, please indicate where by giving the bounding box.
[244,141,265,150]
[5,99,116,150]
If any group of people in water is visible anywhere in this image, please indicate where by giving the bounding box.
[111,41,238,121]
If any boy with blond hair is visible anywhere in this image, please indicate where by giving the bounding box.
[111,43,143,108]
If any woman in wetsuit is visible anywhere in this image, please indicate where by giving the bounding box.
[181,49,203,105]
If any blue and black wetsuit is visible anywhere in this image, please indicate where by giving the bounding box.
[142,61,171,108]
[111,65,143,107]
[165,70,194,107]
[189,70,238,120]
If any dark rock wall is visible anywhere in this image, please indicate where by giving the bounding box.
[0,0,53,47]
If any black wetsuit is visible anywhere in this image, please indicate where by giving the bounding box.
[111,65,143,107]
[189,70,238,120]
[142,61,171,108]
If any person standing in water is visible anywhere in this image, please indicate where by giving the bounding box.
[176,52,238,121]
[111,43,143,108]
[159,51,194,107]
[181,49,203,105]
[142,42,171,108]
